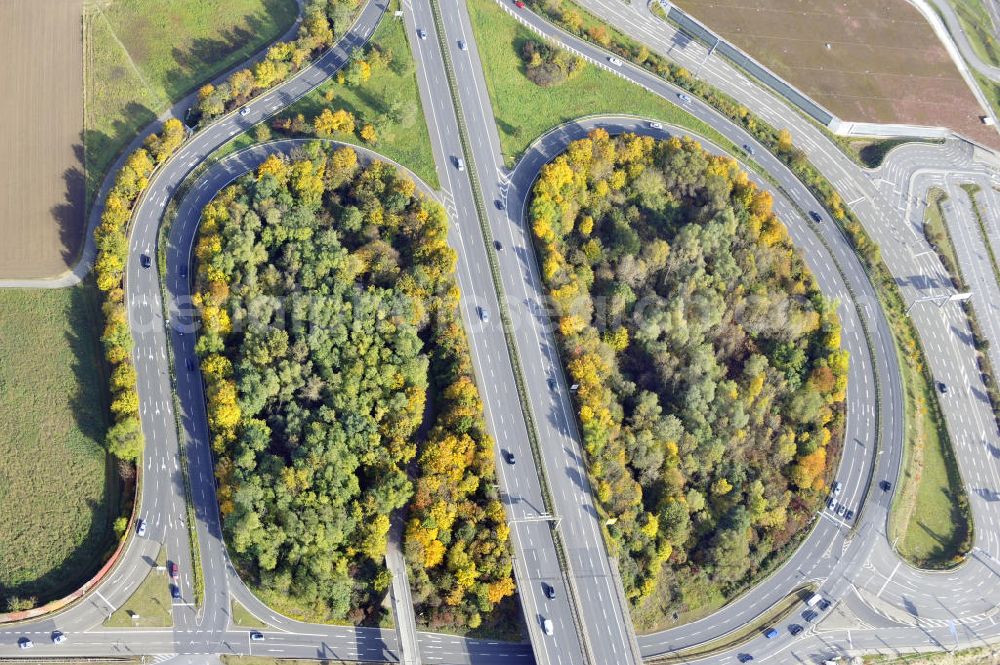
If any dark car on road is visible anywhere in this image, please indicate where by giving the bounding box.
[809,210,823,223]
[495,199,505,210]
[938,381,949,394]
[494,240,503,250]
[250,631,265,641]
[504,450,516,465]
[737,655,754,663]
[170,584,181,600]
[803,609,818,622]
[880,480,892,492]
[818,598,831,611]
[186,358,196,372]
[140,254,152,268]
[543,582,556,599]
[789,623,803,636]
[764,627,779,639]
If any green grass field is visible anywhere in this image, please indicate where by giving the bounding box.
[231,599,267,628]
[886,189,971,567]
[466,0,738,165]
[924,188,959,274]
[0,285,116,606]
[894,379,967,566]
[104,547,172,627]
[84,0,298,194]
[273,4,439,187]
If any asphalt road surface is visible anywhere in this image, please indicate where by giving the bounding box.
[5,1,1000,664]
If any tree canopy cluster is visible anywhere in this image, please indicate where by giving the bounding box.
[195,0,360,123]
[529,130,847,603]
[273,46,400,147]
[194,143,513,625]
[93,118,187,463]
[520,39,583,87]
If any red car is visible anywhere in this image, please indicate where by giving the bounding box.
[169,562,179,580]
[515,0,526,7]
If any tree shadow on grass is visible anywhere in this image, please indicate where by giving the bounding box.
[911,485,971,568]
[83,101,159,200]
[51,147,86,270]
[161,3,297,102]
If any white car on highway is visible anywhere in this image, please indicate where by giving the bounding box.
[608,56,623,67]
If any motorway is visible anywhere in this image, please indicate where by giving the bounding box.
[5,0,1000,663]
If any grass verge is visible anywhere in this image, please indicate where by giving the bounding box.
[647,586,815,663]
[466,0,738,165]
[84,0,299,195]
[103,546,172,627]
[865,646,1000,663]
[269,3,438,187]
[231,599,267,628]
[972,69,1000,124]
[0,284,120,608]
[886,187,972,567]
[951,0,1000,67]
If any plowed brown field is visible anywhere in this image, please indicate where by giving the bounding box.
[675,0,1000,149]
[0,0,84,279]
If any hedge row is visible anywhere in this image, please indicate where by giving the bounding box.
[92,119,186,461]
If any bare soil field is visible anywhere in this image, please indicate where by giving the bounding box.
[0,0,85,278]
[674,0,1000,149]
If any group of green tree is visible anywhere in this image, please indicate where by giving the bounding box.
[272,45,408,147]
[523,0,864,256]
[193,142,513,626]
[195,0,361,123]
[520,39,584,87]
[93,118,188,463]
[529,129,847,603]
